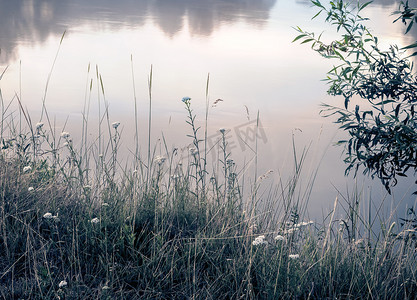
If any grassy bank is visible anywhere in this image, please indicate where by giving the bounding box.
[0,91,416,299]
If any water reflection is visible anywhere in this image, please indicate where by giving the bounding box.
[0,0,276,63]
[296,0,404,6]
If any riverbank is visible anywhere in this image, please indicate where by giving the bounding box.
[0,100,416,299]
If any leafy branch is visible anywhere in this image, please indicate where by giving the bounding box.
[295,0,417,194]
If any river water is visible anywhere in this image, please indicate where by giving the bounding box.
[1,0,416,221]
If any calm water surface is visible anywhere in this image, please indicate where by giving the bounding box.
[1,0,416,218]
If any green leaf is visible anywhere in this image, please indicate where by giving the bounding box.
[311,0,324,8]
[292,34,307,42]
[402,42,417,50]
[312,9,323,20]
[358,1,373,12]
[406,19,414,34]
[301,38,315,44]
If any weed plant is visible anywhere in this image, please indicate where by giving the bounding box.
[0,76,416,299]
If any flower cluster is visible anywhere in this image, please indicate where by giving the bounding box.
[252,235,267,246]
[90,217,100,224]
[35,122,44,131]
[182,96,191,103]
[58,280,67,288]
[154,155,166,166]
[284,220,314,234]
[43,212,60,222]
[61,132,70,139]
[274,235,285,241]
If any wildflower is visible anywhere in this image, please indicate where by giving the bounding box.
[285,227,299,234]
[182,96,191,103]
[58,280,67,288]
[102,285,110,290]
[90,217,100,224]
[339,220,346,232]
[289,254,300,259]
[133,169,138,174]
[252,235,267,246]
[83,185,92,190]
[353,238,365,246]
[112,121,120,129]
[219,128,226,134]
[61,132,70,138]
[154,155,166,165]
[23,166,32,173]
[35,122,44,130]
[102,202,109,207]
[294,221,314,228]
[28,187,34,192]
[43,212,53,219]
[274,235,285,241]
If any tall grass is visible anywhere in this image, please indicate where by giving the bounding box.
[0,69,416,299]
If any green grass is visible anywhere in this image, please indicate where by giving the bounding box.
[0,75,416,299]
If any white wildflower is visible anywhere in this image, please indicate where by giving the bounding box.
[154,155,166,165]
[90,217,100,224]
[58,280,67,288]
[285,227,299,234]
[294,221,314,228]
[112,121,120,129]
[102,285,110,290]
[289,254,300,259]
[182,96,191,103]
[36,122,44,130]
[43,212,53,219]
[102,202,109,207]
[252,235,267,246]
[23,166,32,173]
[61,132,70,138]
[28,187,34,192]
[274,235,285,241]
[353,238,365,246]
